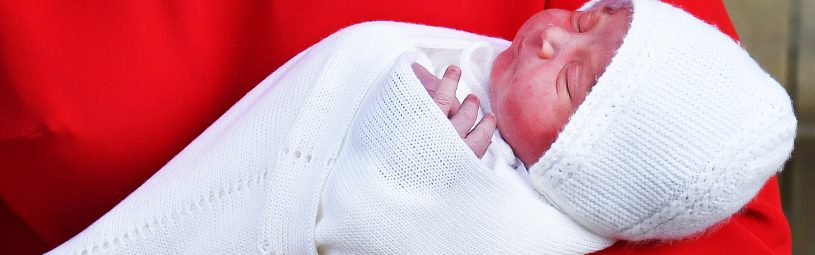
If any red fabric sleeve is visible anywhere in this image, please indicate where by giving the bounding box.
[543,0,790,254]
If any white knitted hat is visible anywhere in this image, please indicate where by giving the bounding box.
[528,0,797,241]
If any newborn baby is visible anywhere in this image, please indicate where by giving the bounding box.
[414,0,795,241]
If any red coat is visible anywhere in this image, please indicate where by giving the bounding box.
[0,0,790,254]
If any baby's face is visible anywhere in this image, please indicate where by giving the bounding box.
[489,6,632,165]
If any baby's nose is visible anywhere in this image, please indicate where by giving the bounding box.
[539,25,572,59]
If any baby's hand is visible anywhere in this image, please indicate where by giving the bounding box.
[411,63,497,158]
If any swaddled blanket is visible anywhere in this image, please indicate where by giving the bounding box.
[48,22,613,255]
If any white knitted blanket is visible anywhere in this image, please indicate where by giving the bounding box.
[48,22,613,255]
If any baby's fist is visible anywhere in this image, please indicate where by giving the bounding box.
[411,63,497,158]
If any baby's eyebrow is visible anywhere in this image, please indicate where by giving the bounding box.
[583,38,619,89]
[600,5,617,15]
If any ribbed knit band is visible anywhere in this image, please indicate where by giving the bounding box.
[528,0,797,241]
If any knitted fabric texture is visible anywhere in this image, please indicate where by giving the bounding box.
[528,0,797,241]
[48,22,613,255]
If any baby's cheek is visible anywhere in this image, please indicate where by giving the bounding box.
[496,99,535,141]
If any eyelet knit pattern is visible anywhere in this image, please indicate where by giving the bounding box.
[528,0,797,241]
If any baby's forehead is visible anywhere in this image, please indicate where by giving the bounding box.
[580,6,634,104]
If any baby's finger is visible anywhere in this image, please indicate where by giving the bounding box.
[464,113,497,158]
[434,65,462,116]
[450,94,479,138]
[411,63,440,94]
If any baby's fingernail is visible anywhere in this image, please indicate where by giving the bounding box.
[448,65,460,74]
